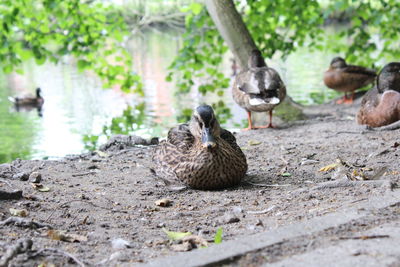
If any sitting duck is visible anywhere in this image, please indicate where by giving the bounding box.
[9,87,44,107]
[153,105,247,190]
[232,49,286,130]
[323,57,376,104]
[357,62,400,127]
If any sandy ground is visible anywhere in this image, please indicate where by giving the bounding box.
[0,98,399,266]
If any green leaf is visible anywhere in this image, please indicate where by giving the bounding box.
[189,3,203,15]
[214,227,223,244]
[162,228,192,241]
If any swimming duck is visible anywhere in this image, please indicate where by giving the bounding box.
[9,87,44,107]
[323,57,376,104]
[357,62,400,127]
[153,105,247,190]
[232,49,286,130]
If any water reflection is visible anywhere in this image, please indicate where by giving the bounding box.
[1,30,346,163]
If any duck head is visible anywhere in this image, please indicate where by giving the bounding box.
[248,49,267,68]
[190,105,221,149]
[36,87,42,98]
[330,57,347,69]
[377,62,400,93]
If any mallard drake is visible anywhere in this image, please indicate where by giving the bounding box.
[357,62,400,127]
[232,49,286,130]
[153,105,247,190]
[323,57,376,104]
[9,87,44,107]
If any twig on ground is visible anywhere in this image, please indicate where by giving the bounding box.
[71,171,97,177]
[246,181,292,187]
[0,190,23,200]
[32,248,86,267]
[0,238,32,267]
[46,198,128,223]
[310,178,395,191]
[339,235,390,240]
[367,120,400,131]
[0,217,52,229]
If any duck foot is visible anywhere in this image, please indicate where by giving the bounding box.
[336,92,355,104]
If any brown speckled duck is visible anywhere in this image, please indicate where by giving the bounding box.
[232,49,286,130]
[153,105,247,190]
[357,62,400,127]
[324,57,376,104]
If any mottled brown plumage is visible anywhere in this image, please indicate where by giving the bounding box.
[357,62,400,127]
[153,105,247,190]
[324,57,376,104]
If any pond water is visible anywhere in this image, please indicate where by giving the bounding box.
[0,30,341,163]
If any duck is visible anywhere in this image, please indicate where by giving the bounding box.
[357,62,400,127]
[9,87,44,107]
[153,105,248,190]
[232,49,286,130]
[323,57,376,104]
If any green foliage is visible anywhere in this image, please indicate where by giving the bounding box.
[0,0,142,94]
[323,0,400,67]
[245,0,323,58]
[167,4,229,95]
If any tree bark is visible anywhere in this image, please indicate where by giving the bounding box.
[204,0,256,69]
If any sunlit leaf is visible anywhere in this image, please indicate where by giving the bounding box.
[162,228,192,241]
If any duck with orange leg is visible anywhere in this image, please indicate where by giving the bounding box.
[324,57,376,104]
[357,62,400,128]
[232,49,286,130]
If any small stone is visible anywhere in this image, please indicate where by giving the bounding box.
[13,172,30,181]
[87,164,98,170]
[219,213,240,224]
[29,172,42,183]
[112,238,132,250]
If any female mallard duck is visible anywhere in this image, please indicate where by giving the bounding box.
[232,49,286,130]
[357,62,400,127]
[323,57,376,104]
[153,105,247,190]
[9,87,44,107]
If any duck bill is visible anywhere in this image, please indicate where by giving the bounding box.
[202,127,216,149]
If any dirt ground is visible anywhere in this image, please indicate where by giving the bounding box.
[0,98,399,266]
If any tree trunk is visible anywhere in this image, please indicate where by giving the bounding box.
[204,0,256,69]
[204,0,305,122]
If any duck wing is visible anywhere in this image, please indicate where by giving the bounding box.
[167,123,195,151]
[220,128,245,156]
[344,65,377,77]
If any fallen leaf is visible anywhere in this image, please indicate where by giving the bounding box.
[47,230,87,243]
[155,198,172,207]
[162,228,191,241]
[9,208,28,217]
[95,150,108,157]
[31,183,50,192]
[319,163,338,172]
[281,172,291,177]
[248,140,261,146]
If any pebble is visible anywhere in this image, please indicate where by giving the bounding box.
[29,172,42,183]
[13,172,30,181]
